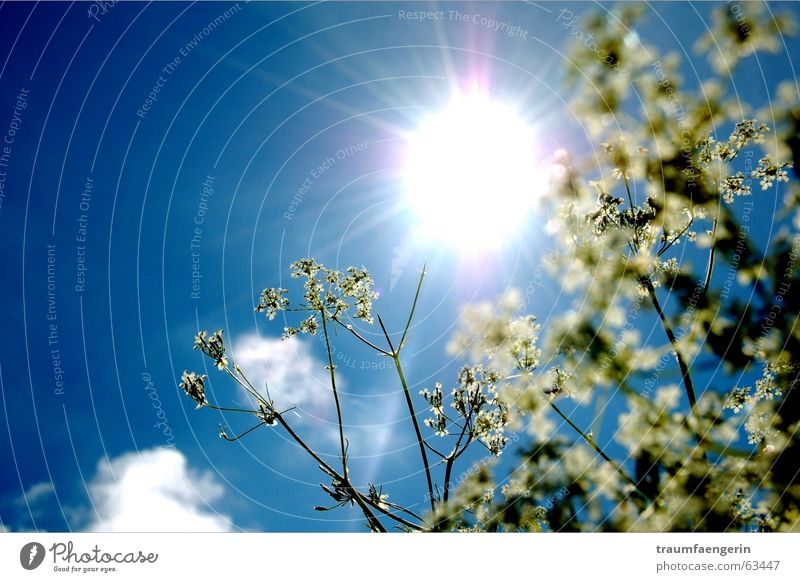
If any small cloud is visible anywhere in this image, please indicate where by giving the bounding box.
[19,482,55,505]
[7,482,57,527]
[83,448,234,532]
[231,334,400,480]
[232,334,337,419]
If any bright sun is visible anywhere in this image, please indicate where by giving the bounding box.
[403,86,546,249]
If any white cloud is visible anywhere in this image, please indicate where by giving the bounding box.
[21,482,54,505]
[83,448,233,532]
[231,334,400,481]
[232,334,337,419]
[13,481,55,512]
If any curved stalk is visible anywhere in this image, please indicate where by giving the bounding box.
[320,309,348,472]
[377,314,436,512]
[551,402,652,504]
[644,280,698,409]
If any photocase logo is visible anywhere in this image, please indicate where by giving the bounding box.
[20,542,46,570]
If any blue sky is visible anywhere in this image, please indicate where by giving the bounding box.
[1,1,798,533]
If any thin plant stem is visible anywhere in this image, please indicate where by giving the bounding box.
[702,186,724,295]
[452,434,475,461]
[550,401,652,503]
[443,399,478,504]
[622,174,641,252]
[644,280,698,410]
[219,422,265,442]
[272,409,387,531]
[350,491,387,532]
[658,215,694,257]
[623,173,635,208]
[225,367,268,408]
[212,355,403,531]
[331,315,392,356]
[206,403,258,414]
[271,411,338,476]
[423,440,447,459]
[320,309,348,472]
[399,264,426,352]
[359,497,423,531]
[703,218,720,294]
[377,314,436,513]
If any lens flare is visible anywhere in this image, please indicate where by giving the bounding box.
[403,85,546,249]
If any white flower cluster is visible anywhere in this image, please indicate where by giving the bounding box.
[193,329,228,370]
[178,371,207,409]
[256,258,379,339]
[752,156,792,191]
[421,366,510,455]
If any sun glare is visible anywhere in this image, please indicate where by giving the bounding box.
[403,85,546,249]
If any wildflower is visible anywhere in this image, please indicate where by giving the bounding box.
[194,329,228,370]
[420,383,444,415]
[281,315,319,339]
[179,371,207,408]
[696,3,796,73]
[278,259,378,328]
[587,190,624,237]
[424,415,448,437]
[255,288,289,320]
[601,138,631,172]
[752,156,792,190]
[724,386,751,413]
[544,367,571,398]
[509,316,541,373]
[696,135,718,165]
[724,120,769,156]
[340,266,378,324]
[720,172,751,203]
[696,120,770,166]
[754,370,782,402]
[290,258,323,279]
[744,413,770,445]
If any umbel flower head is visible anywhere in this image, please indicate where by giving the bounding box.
[194,330,228,370]
[255,287,289,320]
[256,258,379,338]
[179,371,207,409]
[422,365,511,455]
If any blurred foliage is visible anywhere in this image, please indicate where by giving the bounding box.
[437,3,800,532]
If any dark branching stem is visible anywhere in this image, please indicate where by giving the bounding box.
[378,315,436,513]
[226,364,391,531]
[362,266,436,514]
[331,314,392,356]
[442,399,478,505]
[320,309,348,472]
[702,221,719,295]
[275,410,386,532]
[658,216,694,257]
[550,402,652,504]
[213,268,444,531]
[702,189,724,295]
[643,279,698,410]
[206,403,261,415]
[363,500,423,531]
[317,312,389,528]
[643,280,709,465]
